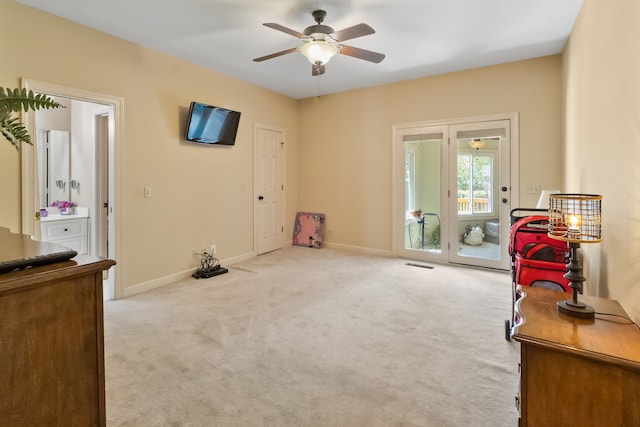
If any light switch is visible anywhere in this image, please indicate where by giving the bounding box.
[144,187,152,198]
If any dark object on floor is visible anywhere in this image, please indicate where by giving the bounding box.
[406,262,435,269]
[193,251,228,279]
[193,267,228,279]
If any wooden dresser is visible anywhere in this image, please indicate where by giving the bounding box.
[512,285,640,427]
[0,254,115,426]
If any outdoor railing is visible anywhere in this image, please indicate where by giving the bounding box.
[458,198,489,213]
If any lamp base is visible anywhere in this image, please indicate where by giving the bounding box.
[557,299,595,319]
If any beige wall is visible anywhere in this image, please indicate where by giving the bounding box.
[563,0,640,321]
[2,0,566,298]
[298,56,564,252]
[0,0,298,293]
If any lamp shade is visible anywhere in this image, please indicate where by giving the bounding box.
[536,189,560,209]
[548,194,602,243]
[300,41,338,65]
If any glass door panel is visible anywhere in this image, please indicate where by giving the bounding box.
[449,121,511,270]
[394,125,450,265]
[404,136,443,254]
[393,115,516,271]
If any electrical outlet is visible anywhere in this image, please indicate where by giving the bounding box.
[211,244,216,254]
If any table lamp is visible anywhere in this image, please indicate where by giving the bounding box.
[547,194,602,319]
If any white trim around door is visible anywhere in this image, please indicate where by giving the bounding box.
[20,78,125,299]
[392,112,519,270]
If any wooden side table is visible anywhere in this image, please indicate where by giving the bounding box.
[512,285,640,427]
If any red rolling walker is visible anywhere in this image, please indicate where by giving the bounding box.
[504,209,571,340]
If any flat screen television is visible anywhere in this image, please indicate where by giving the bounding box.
[184,101,241,145]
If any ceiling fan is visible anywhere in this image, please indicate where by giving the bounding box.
[253,10,385,76]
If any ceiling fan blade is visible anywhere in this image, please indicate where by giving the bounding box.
[253,47,298,62]
[263,23,306,39]
[312,63,326,76]
[339,45,385,63]
[331,23,375,42]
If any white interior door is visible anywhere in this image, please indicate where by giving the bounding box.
[255,125,285,255]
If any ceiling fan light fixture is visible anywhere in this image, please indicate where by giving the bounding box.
[300,41,338,65]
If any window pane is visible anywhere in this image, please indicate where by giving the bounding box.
[457,155,470,214]
[472,155,492,214]
[405,151,415,212]
[403,137,442,253]
[458,153,494,215]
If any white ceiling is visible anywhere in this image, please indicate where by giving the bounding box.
[17,0,583,100]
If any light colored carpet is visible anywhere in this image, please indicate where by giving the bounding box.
[104,246,519,426]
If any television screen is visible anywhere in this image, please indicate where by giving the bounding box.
[184,101,241,145]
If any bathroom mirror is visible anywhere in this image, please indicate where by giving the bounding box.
[38,130,70,207]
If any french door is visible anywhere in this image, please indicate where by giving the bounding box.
[393,114,518,270]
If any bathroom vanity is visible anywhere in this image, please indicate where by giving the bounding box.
[40,207,89,255]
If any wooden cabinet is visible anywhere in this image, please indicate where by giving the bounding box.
[512,286,640,427]
[0,254,115,426]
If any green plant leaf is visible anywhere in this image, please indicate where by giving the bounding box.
[0,87,63,113]
[0,87,64,149]
[0,117,32,151]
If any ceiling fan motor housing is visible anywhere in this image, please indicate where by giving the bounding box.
[304,10,334,37]
[303,24,335,37]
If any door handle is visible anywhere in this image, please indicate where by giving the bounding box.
[502,198,508,204]
[258,196,264,200]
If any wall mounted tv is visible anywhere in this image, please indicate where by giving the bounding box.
[184,101,241,145]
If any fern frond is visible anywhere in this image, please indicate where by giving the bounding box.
[0,87,64,149]
[0,117,32,151]
[0,87,64,113]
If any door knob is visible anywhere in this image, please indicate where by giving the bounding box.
[258,196,264,200]
[502,198,508,204]
[501,186,508,192]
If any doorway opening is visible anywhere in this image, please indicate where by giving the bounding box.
[21,79,124,299]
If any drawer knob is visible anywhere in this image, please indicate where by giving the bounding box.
[64,228,68,231]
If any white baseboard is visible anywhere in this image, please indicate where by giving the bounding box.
[323,242,394,257]
[223,251,255,266]
[123,268,194,298]
[121,247,389,298]
[122,251,255,298]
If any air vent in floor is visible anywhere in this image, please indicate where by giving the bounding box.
[406,262,434,269]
